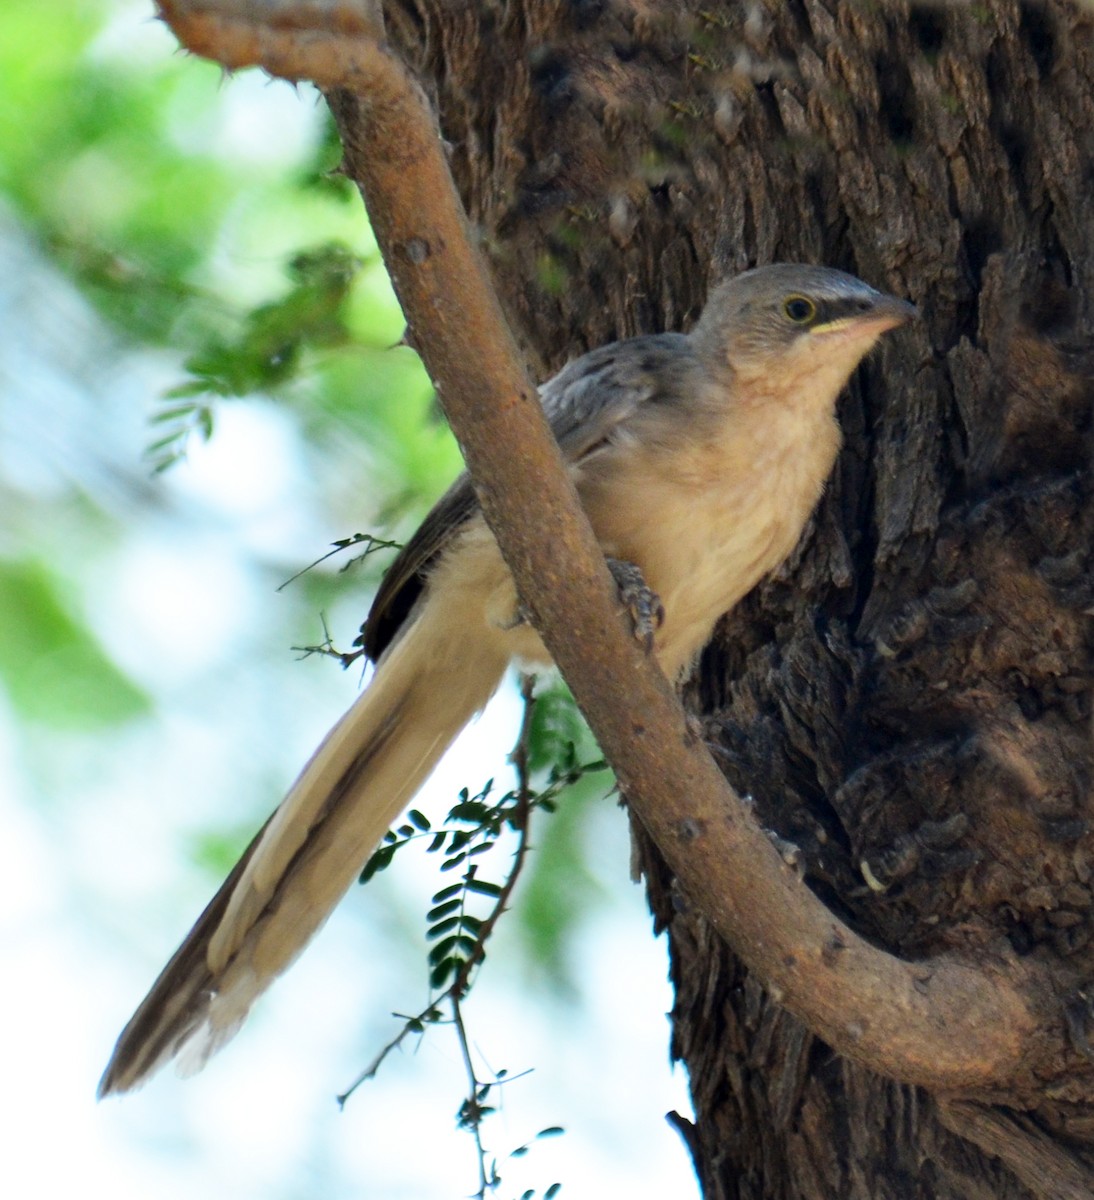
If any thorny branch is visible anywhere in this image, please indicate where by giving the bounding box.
[156,0,1066,1093]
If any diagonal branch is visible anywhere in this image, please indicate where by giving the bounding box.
[156,0,1063,1091]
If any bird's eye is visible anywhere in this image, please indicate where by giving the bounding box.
[783,295,816,324]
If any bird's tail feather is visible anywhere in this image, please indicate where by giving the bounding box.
[98,596,509,1096]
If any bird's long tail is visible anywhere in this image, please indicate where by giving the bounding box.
[98,592,510,1096]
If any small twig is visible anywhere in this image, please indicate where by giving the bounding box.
[335,1002,443,1109]
[291,612,366,671]
[338,679,570,1196]
[451,675,538,998]
[451,997,493,1198]
[277,532,401,592]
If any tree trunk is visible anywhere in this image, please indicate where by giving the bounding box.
[359,1,1094,1194]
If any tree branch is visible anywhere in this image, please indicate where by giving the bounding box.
[157,0,1063,1091]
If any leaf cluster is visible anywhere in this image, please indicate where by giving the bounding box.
[362,738,603,989]
[147,242,364,470]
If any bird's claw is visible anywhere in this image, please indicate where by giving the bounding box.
[500,560,663,652]
[607,558,664,652]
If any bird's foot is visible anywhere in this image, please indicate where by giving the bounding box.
[607,558,664,652]
[499,559,663,651]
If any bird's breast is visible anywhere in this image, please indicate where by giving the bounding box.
[577,404,842,679]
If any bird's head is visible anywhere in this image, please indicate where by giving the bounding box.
[691,263,917,405]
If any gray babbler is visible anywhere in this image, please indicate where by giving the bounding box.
[99,262,916,1095]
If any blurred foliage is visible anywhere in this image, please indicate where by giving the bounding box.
[150,241,366,469]
[0,0,451,719]
[0,558,149,726]
[520,681,614,991]
[0,0,619,987]
[0,0,452,491]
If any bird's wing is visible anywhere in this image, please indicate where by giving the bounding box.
[540,332,693,459]
[358,473,479,661]
[360,333,695,662]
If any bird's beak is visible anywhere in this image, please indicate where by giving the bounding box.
[811,294,918,341]
[863,294,918,334]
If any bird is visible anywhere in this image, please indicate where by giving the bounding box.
[98,263,916,1095]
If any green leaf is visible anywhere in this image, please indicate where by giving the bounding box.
[426,898,461,922]
[464,878,504,898]
[449,800,491,824]
[426,916,460,940]
[429,958,457,989]
[359,843,396,883]
[162,380,211,400]
[427,935,462,964]
[149,402,201,423]
[145,432,185,455]
[0,560,148,727]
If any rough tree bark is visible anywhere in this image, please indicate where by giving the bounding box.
[372,2,1094,1195]
[161,0,1094,1196]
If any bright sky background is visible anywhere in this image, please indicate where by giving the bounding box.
[0,6,697,1197]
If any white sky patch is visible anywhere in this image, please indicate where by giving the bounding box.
[165,399,325,559]
[93,534,259,686]
[211,73,324,167]
[170,401,303,518]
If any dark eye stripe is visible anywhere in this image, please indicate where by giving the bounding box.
[827,294,878,320]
